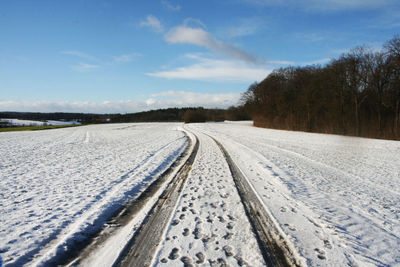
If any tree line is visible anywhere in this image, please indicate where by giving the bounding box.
[241,35,400,140]
[0,108,240,125]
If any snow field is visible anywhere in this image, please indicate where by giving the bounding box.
[154,130,265,266]
[188,122,400,267]
[0,118,80,126]
[0,123,187,266]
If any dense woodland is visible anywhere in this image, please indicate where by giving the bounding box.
[241,35,400,140]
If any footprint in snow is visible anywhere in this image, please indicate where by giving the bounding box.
[314,248,326,260]
[195,252,205,263]
[193,227,202,239]
[190,208,197,214]
[202,234,217,244]
[180,256,193,267]
[223,245,234,257]
[183,228,190,236]
[168,248,180,260]
[235,255,249,266]
[227,214,236,221]
[324,240,333,249]
[284,223,296,231]
[223,232,233,240]
[171,219,180,226]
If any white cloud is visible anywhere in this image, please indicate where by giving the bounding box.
[72,62,100,72]
[140,15,164,33]
[147,54,271,82]
[164,26,260,64]
[0,91,240,113]
[161,0,181,11]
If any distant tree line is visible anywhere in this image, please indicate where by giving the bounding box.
[241,35,400,140]
[0,112,103,123]
[0,107,247,125]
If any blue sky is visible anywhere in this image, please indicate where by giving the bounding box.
[1,0,399,113]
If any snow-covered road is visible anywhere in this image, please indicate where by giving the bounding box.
[0,123,187,266]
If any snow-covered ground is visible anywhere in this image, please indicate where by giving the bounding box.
[154,130,265,266]
[0,118,80,126]
[1,122,399,267]
[188,123,400,267]
[0,123,187,266]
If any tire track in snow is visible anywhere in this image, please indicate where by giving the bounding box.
[154,130,266,266]
[209,135,303,267]
[193,124,400,266]
[29,134,188,267]
[113,133,199,267]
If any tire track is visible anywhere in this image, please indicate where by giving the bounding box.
[113,135,199,267]
[46,132,193,266]
[210,136,303,267]
[98,129,301,267]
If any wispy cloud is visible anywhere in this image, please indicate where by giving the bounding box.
[226,17,264,38]
[268,60,295,65]
[161,0,181,11]
[147,54,271,82]
[294,32,326,42]
[164,25,260,64]
[243,0,395,11]
[72,62,100,72]
[0,91,240,113]
[301,57,332,66]
[112,53,141,63]
[183,18,207,29]
[61,51,96,61]
[140,15,164,33]
[61,50,141,71]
